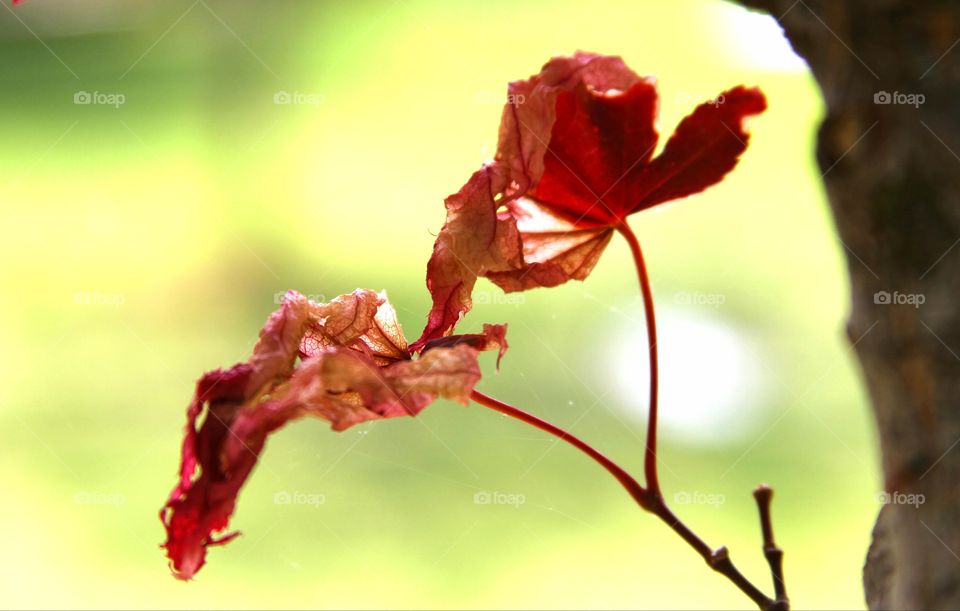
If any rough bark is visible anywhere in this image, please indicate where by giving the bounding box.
[730,1,960,608]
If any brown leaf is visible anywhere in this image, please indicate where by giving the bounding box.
[162,290,506,580]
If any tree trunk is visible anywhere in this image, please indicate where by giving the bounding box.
[731,1,960,608]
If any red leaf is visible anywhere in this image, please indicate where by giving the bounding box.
[162,291,506,580]
[416,53,765,339]
[527,77,659,225]
[630,86,767,212]
[496,51,648,197]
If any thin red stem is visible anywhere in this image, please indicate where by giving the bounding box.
[470,389,650,510]
[615,220,661,496]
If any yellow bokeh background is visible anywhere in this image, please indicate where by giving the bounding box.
[0,0,877,608]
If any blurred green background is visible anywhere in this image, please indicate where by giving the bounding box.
[0,0,878,608]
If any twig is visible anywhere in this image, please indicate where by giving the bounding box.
[754,484,789,608]
[471,389,787,609]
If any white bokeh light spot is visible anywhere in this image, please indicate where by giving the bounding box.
[611,308,770,444]
[721,5,808,73]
